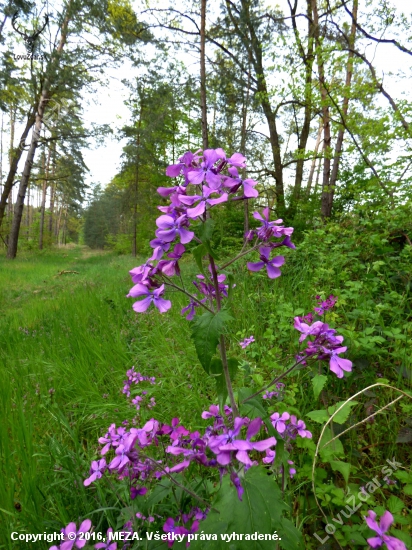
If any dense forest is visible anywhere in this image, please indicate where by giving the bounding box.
[1,1,412,550]
[1,0,411,255]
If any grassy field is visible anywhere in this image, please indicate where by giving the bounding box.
[0,235,411,549]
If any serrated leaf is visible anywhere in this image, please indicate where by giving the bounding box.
[190,467,298,550]
[330,460,351,484]
[306,409,329,423]
[191,309,233,373]
[328,401,358,424]
[387,495,405,514]
[403,484,412,496]
[311,374,328,400]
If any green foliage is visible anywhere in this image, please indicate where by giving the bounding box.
[191,467,303,550]
[190,309,233,373]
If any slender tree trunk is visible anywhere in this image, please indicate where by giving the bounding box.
[0,108,35,229]
[326,0,358,216]
[6,4,72,258]
[0,112,3,197]
[289,0,315,215]
[231,0,285,216]
[39,146,52,249]
[241,56,251,239]
[312,0,332,219]
[306,120,323,195]
[200,0,208,150]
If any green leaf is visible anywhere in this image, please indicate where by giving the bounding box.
[328,401,358,424]
[239,387,268,421]
[403,484,412,496]
[319,428,344,461]
[387,495,405,514]
[191,467,301,550]
[196,218,218,259]
[197,218,215,242]
[210,357,239,411]
[330,460,351,484]
[278,518,305,550]
[311,374,328,400]
[191,309,233,373]
[306,409,329,423]
[192,244,207,274]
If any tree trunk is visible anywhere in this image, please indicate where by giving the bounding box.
[200,0,208,150]
[39,146,52,249]
[306,120,323,195]
[0,108,35,230]
[6,3,72,258]
[326,0,358,217]
[233,0,285,216]
[312,0,332,219]
[241,56,251,239]
[289,0,315,215]
[7,89,51,258]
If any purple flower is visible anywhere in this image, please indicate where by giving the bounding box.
[364,510,407,549]
[230,470,244,500]
[127,284,171,313]
[84,459,106,486]
[163,518,188,548]
[224,166,258,198]
[158,244,186,276]
[239,336,255,348]
[327,347,353,378]
[253,207,284,241]
[270,412,290,434]
[181,298,200,321]
[155,214,194,244]
[54,520,92,550]
[247,247,285,279]
[178,186,228,219]
[187,148,224,189]
[95,528,117,550]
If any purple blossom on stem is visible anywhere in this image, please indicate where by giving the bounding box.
[127,284,171,313]
[155,214,194,244]
[178,186,228,219]
[94,528,117,550]
[270,412,290,434]
[224,166,258,198]
[50,520,92,550]
[186,149,224,189]
[158,244,186,277]
[84,459,106,486]
[247,246,285,279]
[364,510,407,550]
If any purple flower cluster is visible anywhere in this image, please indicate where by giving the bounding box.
[127,149,295,316]
[262,382,285,400]
[294,317,352,378]
[239,335,255,348]
[122,367,156,411]
[161,508,208,549]
[314,294,337,315]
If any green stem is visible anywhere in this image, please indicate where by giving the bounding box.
[209,255,239,416]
